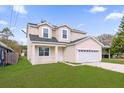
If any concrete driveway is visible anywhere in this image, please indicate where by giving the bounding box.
[83,62,124,73]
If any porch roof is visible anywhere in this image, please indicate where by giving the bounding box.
[30,34,57,42]
[30,34,104,47]
[29,34,66,44]
[29,34,89,44]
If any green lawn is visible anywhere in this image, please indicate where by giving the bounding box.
[0,57,124,88]
[102,58,124,64]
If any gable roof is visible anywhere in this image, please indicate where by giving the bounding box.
[56,24,72,29]
[28,22,54,28]
[67,36,104,47]
[71,29,86,34]
[99,40,111,48]
[29,34,88,44]
[28,21,86,34]
[0,41,14,51]
[29,34,104,47]
[68,37,88,44]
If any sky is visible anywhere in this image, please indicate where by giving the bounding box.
[0,5,124,45]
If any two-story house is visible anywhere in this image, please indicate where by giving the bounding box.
[27,21,104,65]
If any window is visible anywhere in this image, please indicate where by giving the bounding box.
[62,30,67,39]
[78,49,99,53]
[43,28,48,38]
[39,47,49,56]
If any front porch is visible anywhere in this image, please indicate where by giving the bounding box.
[31,43,65,64]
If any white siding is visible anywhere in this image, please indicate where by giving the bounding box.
[75,38,102,62]
[34,46,56,64]
[63,46,76,62]
[57,27,71,42]
[70,32,86,41]
[39,25,52,39]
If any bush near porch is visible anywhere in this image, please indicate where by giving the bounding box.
[1,57,124,88]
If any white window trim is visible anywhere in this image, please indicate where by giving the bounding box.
[62,30,67,39]
[41,27,51,38]
[42,28,49,38]
[43,28,48,38]
[39,47,50,56]
[61,29,69,40]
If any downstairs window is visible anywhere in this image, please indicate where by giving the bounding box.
[39,47,49,56]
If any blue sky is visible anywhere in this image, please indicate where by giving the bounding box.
[0,5,124,45]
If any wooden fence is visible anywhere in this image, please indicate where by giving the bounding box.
[6,53,19,64]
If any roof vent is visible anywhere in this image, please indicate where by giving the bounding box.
[41,19,47,23]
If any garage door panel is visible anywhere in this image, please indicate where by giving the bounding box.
[77,49,101,62]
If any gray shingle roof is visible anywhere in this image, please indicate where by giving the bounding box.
[29,34,59,42]
[68,36,88,44]
[28,22,86,34]
[71,29,86,34]
[29,34,88,44]
[28,23,37,26]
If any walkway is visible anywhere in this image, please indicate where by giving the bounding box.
[64,62,124,73]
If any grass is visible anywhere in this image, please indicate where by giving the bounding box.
[102,58,124,64]
[1,57,124,88]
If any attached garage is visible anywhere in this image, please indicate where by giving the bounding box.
[74,37,103,63]
[76,49,101,62]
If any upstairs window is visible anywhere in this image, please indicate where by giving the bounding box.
[43,28,48,38]
[62,30,67,39]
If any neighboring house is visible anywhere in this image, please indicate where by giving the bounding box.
[102,43,111,59]
[21,45,27,57]
[21,49,27,56]
[96,34,113,59]
[27,21,104,65]
[0,41,13,66]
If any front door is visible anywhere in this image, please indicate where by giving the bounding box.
[58,47,64,61]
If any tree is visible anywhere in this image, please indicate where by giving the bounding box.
[0,38,22,54]
[97,34,113,58]
[96,34,113,46]
[111,16,124,56]
[1,27,14,39]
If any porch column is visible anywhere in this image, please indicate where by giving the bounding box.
[55,46,58,62]
[108,48,111,59]
[32,45,35,65]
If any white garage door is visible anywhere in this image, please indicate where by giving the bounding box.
[76,49,101,63]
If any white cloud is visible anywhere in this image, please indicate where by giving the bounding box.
[77,24,84,28]
[90,6,106,13]
[13,5,27,14]
[105,12,124,20]
[0,20,8,25]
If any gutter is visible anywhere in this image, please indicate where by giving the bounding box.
[31,41,67,45]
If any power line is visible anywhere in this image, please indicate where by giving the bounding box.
[14,11,19,27]
[14,6,21,27]
[9,6,13,28]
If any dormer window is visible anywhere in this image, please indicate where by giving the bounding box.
[62,30,67,39]
[43,28,48,38]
